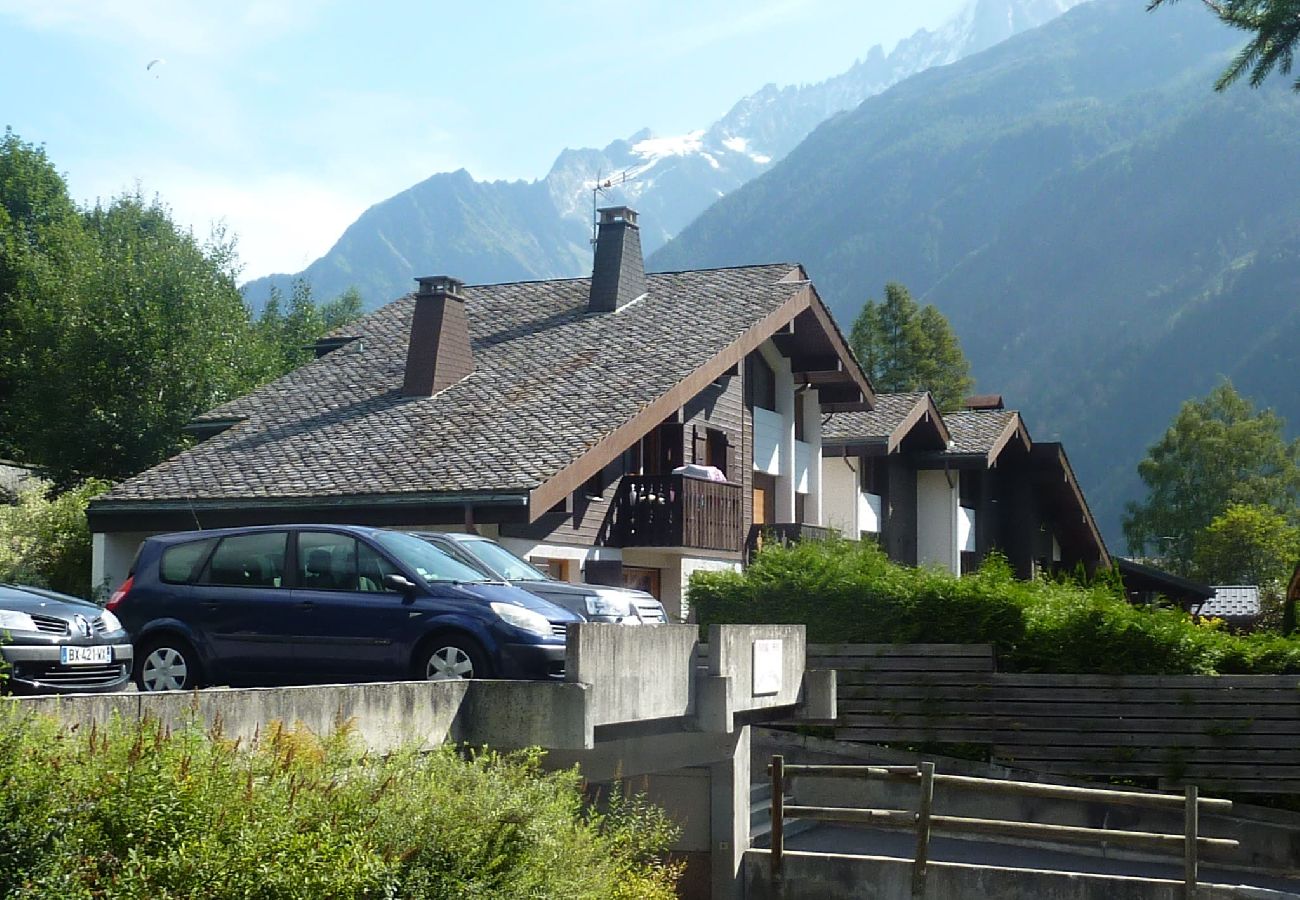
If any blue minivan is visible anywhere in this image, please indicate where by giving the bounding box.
[107,525,581,691]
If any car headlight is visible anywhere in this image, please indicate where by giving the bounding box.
[585,589,635,618]
[489,601,553,637]
[97,609,122,632]
[0,610,38,634]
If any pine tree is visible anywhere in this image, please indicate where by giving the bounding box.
[849,282,973,411]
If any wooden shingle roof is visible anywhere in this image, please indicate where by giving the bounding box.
[96,264,836,518]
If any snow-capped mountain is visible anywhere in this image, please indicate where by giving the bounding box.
[242,0,1085,310]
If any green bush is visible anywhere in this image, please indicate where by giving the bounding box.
[0,478,109,599]
[0,709,679,899]
[691,538,1300,675]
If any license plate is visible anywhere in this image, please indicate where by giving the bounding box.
[60,645,111,666]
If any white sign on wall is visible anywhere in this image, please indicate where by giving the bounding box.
[752,639,784,696]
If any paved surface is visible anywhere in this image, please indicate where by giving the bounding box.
[783,825,1300,896]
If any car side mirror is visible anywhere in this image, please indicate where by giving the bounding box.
[384,573,417,597]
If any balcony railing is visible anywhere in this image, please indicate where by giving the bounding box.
[612,474,744,552]
[745,523,836,562]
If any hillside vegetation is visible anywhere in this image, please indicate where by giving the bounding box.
[651,0,1300,540]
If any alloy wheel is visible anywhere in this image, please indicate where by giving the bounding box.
[141,646,190,691]
[426,646,474,680]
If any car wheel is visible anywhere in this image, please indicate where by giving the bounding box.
[417,636,490,681]
[136,637,201,691]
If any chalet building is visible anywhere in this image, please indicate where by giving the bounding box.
[822,394,1110,578]
[87,208,873,619]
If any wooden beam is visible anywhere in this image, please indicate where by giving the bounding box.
[821,400,872,413]
[794,369,849,386]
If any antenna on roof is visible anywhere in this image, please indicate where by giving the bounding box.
[590,168,637,247]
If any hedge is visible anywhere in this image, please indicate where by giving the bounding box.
[690,539,1300,675]
[0,709,679,899]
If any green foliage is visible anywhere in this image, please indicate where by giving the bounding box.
[1123,381,1300,572]
[1193,502,1300,586]
[1149,0,1300,90]
[0,711,680,899]
[690,539,1300,674]
[848,282,973,411]
[0,184,273,485]
[0,131,366,486]
[0,479,108,598]
[256,279,364,373]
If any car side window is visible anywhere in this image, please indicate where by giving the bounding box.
[199,532,287,588]
[356,541,400,593]
[160,538,217,584]
[298,532,359,592]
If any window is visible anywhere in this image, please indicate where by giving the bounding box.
[297,531,401,592]
[622,566,661,598]
[371,531,486,583]
[458,539,549,582]
[161,538,216,584]
[200,532,287,588]
[706,428,729,476]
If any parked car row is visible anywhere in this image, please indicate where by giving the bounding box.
[0,525,669,696]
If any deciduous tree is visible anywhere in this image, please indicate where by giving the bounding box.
[1193,502,1300,586]
[1123,381,1300,572]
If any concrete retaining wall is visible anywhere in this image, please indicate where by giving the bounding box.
[742,850,1294,900]
[13,680,595,752]
[567,623,698,726]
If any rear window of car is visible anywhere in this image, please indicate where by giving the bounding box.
[160,538,217,584]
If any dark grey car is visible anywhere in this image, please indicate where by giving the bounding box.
[411,532,669,624]
[0,584,133,694]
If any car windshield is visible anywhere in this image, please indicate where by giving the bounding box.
[372,531,488,583]
[459,539,550,582]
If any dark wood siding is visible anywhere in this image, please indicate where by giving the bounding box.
[500,480,621,547]
[881,458,917,566]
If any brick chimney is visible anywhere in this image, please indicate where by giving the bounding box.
[588,206,646,312]
[402,275,474,397]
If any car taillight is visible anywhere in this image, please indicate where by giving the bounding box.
[106,576,134,611]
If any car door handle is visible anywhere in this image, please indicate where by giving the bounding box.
[200,600,219,609]
[296,600,314,611]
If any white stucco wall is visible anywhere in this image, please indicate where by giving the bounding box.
[822,457,860,535]
[91,531,154,598]
[916,469,960,574]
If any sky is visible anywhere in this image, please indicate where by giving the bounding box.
[0,0,968,282]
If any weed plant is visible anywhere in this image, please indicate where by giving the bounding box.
[0,709,679,899]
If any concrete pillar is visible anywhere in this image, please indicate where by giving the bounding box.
[710,725,750,900]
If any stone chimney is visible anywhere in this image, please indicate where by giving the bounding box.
[402,275,474,397]
[588,206,646,312]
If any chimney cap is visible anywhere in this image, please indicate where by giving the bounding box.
[597,206,638,227]
[415,274,465,297]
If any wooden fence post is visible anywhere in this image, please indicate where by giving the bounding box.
[1184,784,1199,900]
[772,754,785,885]
[912,761,935,900]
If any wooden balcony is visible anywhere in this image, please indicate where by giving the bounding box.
[745,523,836,562]
[611,474,744,552]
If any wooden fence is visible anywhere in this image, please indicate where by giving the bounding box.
[810,644,1300,795]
